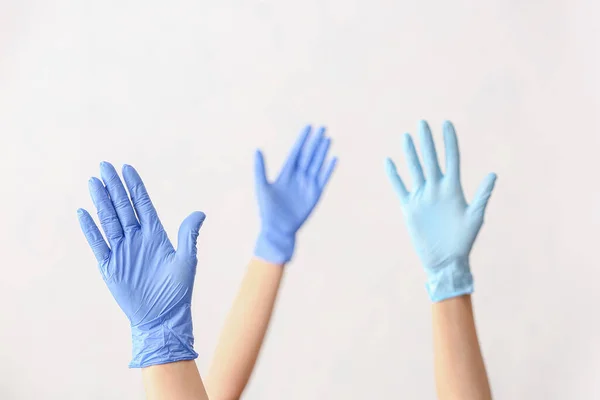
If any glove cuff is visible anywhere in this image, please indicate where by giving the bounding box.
[425,258,474,302]
[254,230,295,264]
[129,303,198,368]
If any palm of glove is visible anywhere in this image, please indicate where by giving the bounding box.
[403,184,482,274]
[257,175,321,237]
[101,231,192,329]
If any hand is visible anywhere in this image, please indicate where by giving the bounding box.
[385,121,497,302]
[254,125,338,264]
[77,162,206,367]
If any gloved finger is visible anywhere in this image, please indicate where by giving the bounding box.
[122,164,164,233]
[308,136,331,179]
[254,149,269,188]
[89,177,124,242]
[100,161,139,233]
[418,120,442,181]
[317,157,338,190]
[442,121,460,181]
[468,173,497,217]
[77,208,111,264]
[402,133,425,189]
[176,211,206,263]
[277,125,311,181]
[385,158,409,202]
[298,126,325,174]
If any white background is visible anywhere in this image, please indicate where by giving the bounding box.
[1,0,599,398]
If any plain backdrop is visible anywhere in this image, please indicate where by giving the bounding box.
[0,0,599,399]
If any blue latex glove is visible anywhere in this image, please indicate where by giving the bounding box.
[385,121,497,302]
[77,162,206,368]
[254,125,338,264]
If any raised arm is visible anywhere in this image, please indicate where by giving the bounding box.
[77,162,209,400]
[205,126,337,400]
[385,121,496,400]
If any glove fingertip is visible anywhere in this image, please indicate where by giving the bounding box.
[483,173,498,194]
[419,119,431,132]
[254,149,268,184]
[384,157,396,173]
[187,211,206,232]
[402,133,415,151]
[121,164,139,183]
[194,210,206,225]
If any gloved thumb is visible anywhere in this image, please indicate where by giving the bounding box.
[176,211,206,262]
[468,173,497,217]
[254,149,268,188]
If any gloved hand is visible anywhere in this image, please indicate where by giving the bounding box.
[385,121,497,302]
[77,162,206,368]
[254,125,338,264]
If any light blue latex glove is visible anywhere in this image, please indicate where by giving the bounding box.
[385,121,497,302]
[254,125,338,264]
[77,162,206,368]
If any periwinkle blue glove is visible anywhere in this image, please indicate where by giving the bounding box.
[385,121,497,302]
[77,162,206,368]
[254,125,338,264]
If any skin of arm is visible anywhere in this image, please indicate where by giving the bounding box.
[205,126,337,399]
[143,361,209,400]
[433,295,491,400]
[385,120,497,399]
[206,258,284,400]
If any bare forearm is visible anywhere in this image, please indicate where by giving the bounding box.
[432,295,491,400]
[142,361,208,400]
[204,126,336,398]
[206,258,284,399]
